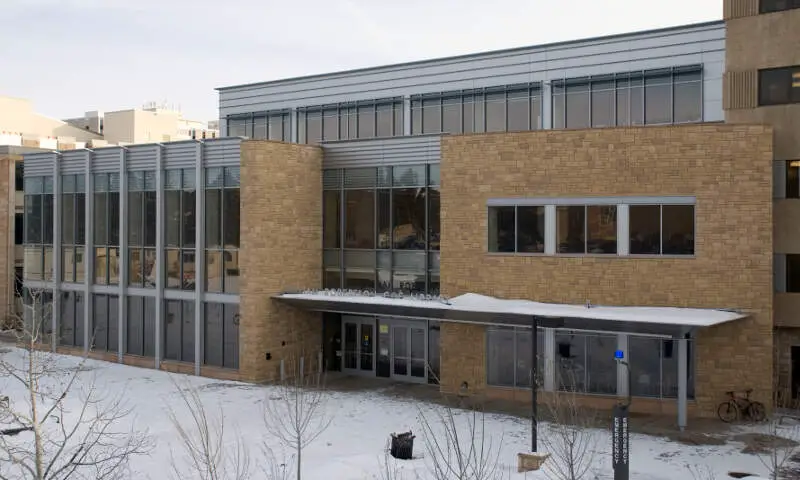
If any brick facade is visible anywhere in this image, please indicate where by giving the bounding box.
[439,125,774,415]
[238,140,323,382]
[0,155,15,329]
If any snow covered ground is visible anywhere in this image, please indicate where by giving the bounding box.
[0,345,784,479]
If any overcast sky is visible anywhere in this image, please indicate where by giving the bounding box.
[1,0,721,122]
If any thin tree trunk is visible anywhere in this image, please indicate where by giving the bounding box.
[296,439,301,480]
[29,337,44,480]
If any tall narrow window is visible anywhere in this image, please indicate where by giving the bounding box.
[60,174,86,283]
[164,169,196,290]
[93,173,120,286]
[204,167,240,294]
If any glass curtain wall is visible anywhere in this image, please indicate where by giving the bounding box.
[323,164,440,294]
[204,167,240,294]
[127,171,157,287]
[58,291,85,347]
[226,110,292,141]
[552,66,702,128]
[125,296,156,357]
[93,173,120,285]
[90,294,119,352]
[163,299,195,363]
[164,169,196,290]
[23,176,54,281]
[203,303,240,369]
[299,98,404,145]
[60,174,86,283]
[412,83,543,134]
[486,327,546,388]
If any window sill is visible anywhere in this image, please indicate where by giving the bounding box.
[486,252,696,259]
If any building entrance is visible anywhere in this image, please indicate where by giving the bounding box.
[342,315,428,383]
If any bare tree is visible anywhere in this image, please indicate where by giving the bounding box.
[373,438,406,480]
[0,287,152,480]
[752,416,800,480]
[263,352,333,480]
[685,463,719,480]
[539,370,600,480]
[416,397,509,480]
[167,377,252,480]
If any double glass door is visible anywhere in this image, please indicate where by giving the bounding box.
[343,316,428,383]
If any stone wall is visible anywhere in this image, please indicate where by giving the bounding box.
[439,124,774,414]
[238,140,323,382]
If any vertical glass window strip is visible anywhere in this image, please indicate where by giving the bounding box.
[203,167,240,294]
[163,169,198,291]
[60,174,86,283]
[128,171,157,288]
[92,173,120,285]
[24,176,48,281]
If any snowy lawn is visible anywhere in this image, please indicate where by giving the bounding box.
[0,345,788,479]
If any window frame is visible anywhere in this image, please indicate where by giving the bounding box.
[758,66,800,107]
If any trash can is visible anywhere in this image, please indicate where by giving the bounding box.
[389,431,415,460]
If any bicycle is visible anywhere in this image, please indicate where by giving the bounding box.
[717,389,766,423]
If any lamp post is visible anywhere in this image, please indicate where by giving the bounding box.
[613,351,631,480]
[531,316,538,453]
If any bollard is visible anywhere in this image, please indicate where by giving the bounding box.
[280,358,285,382]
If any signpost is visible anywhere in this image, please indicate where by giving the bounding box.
[612,350,631,480]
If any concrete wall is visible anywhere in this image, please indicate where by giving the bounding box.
[238,140,323,381]
[439,124,774,414]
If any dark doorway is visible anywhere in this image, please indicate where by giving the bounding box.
[792,346,800,400]
[323,313,342,372]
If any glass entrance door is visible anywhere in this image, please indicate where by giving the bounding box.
[342,317,375,375]
[390,321,428,383]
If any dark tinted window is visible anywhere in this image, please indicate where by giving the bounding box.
[760,0,800,13]
[759,66,800,106]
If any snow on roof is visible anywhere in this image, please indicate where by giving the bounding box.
[277,291,747,328]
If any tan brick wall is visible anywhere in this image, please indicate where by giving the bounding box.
[439,125,774,415]
[239,140,323,382]
[725,7,800,160]
[0,156,15,329]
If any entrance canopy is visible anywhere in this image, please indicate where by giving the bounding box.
[274,290,747,338]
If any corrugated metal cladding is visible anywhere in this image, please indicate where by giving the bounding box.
[322,135,441,169]
[59,151,87,174]
[162,141,199,169]
[22,152,56,177]
[127,144,160,171]
[202,137,241,167]
[91,147,122,173]
[218,21,725,114]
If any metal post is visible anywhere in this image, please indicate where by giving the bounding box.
[531,316,538,453]
[678,337,688,431]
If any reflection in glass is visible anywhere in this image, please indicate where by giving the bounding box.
[75,247,85,283]
[182,250,196,290]
[557,206,585,254]
[165,249,181,288]
[645,74,672,124]
[358,105,374,138]
[488,206,515,253]
[205,188,221,249]
[629,205,661,255]
[662,205,694,255]
[205,250,223,293]
[591,81,615,127]
[442,97,460,134]
[517,206,544,253]
[344,190,375,249]
[485,92,505,132]
[507,90,528,131]
[428,188,440,251]
[108,248,120,285]
[487,328,515,386]
[392,189,426,250]
[223,191,240,247]
[223,250,239,294]
[165,190,181,247]
[422,98,441,134]
[94,247,107,285]
[586,206,617,254]
[62,246,74,283]
[566,82,590,129]
[673,71,702,123]
[377,189,391,249]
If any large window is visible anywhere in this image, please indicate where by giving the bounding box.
[125,295,156,357]
[58,291,85,348]
[164,299,195,363]
[93,173,120,286]
[760,0,800,13]
[487,327,545,388]
[788,254,800,293]
[300,99,403,144]
[203,303,239,369]
[204,167,240,294]
[555,333,617,394]
[552,67,702,128]
[322,165,440,294]
[556,205,617,254]
[164,169,196,291]
[23,176,54,281]
[90,294,119,352]
[412,84,542,135]
[128,171,157,288]
[226,111,292,141]
[488,206,545,253]
[629,205,695,256]
[629,335,694,399]
[60,174,86,284]
[759,66,800,106]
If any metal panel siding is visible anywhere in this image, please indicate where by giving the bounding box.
[202,137,242,167]
[59,151,86,174]
[322,135,441,168]
[22,152,57,177]
[91,147,123,173]
[162,141,199,169]
[126,144,159,171]
[219,23,725,115]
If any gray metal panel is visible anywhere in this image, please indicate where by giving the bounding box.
[322,135,441,169]
[59,150,86,174]
[22,152,57,177]
[91,147,123,173]
[219,22,725,115]
[775,254,787,293]
[163,140,200,169]
[202,137,242,167]
[127,144,160,171]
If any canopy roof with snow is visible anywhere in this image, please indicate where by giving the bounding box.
[274,291,747,338]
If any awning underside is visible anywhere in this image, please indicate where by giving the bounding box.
[273,292,748,338]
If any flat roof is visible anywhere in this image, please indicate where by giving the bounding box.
[274,291,746,338]
[217,20,723,92]
[0,145,53,156]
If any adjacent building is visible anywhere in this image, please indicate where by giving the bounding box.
[19,0,800,424]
